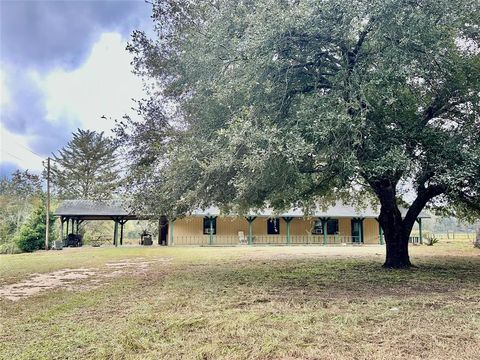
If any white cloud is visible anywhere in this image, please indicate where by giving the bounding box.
[38,32,144,135]
[0,31,145,172]
[0,123,44,172]
[0,68,10,107]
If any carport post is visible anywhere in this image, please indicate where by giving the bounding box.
[416,218,423,244]
[60,217,64,242]
[113,219,118,247]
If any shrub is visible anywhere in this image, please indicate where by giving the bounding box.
[0,242,22,254]
[424,234,439,246]
[15,204,55,252]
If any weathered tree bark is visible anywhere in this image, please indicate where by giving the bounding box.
[475,226,480,249]
[379,203,413,268]
[371,179,415,268]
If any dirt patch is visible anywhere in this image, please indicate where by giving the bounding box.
[0,257,172,301]
[0,268,96,301]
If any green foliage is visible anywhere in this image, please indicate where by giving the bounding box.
[0,242,22,254]
[16,203,55,252]
[52,129,120,200]
[0,170,43,244]
[120,0,479,225]
[424,234,439,246]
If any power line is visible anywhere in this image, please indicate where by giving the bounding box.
[2,151,26,162]
[9,139,45,160]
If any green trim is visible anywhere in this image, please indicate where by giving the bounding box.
[283,217,293,245]
[320,217,329,245]
[379,223,384,245]
[246,216,256,245]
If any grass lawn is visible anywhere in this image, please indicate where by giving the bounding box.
[1,242,479,360]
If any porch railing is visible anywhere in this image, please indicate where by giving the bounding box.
[172,235,381,246]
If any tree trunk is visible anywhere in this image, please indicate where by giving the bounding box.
[475,226,480,249]
[375,183,413,269]
[383,226,411,268]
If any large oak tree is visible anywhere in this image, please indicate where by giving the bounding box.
[120,0,480,268]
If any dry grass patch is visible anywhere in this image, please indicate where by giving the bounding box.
[1,244,479,359]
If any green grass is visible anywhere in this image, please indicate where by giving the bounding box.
[1,243,479,360]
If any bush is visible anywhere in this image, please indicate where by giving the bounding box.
[0,242,22,254]
[15,204,55,252]
[424,234,439,246]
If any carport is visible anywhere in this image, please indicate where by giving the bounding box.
[54,200,167,246]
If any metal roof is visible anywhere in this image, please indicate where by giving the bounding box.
[54,200,136,220]
[189,202,430,219]
[55,200,430,219]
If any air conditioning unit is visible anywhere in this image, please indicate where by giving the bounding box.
[313,228,323,235]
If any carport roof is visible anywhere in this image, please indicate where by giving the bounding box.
[54,200,137,220]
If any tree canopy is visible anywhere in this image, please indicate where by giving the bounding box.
[53,129,120,200]
[120,0,480,267]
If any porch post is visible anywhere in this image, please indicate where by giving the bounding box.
[379,223,384,245]
[208,216,215,245]
[416,218,423,244]
[158,219,161,245]
[283,217,293,245]
[246,216,256,245]
[376,218,384,245]
[169,218,175,246]
[66,217,69,236]
[320,217,329,245]
[360,218,364,243]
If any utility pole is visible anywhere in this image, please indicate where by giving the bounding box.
[45,157,51,250]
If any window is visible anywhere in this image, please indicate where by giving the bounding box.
[327,219,339,234]
[312,219,339,235]
[203,217,217,234]
[267,218,280,234]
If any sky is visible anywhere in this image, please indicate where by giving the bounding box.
[0,0,153,176]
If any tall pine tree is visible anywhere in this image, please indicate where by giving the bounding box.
[52,129,119,199]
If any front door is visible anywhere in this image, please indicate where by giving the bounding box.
[351,219,363,243]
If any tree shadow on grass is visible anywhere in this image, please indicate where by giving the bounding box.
[178,256,480,300]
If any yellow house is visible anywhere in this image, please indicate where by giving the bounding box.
[55,200,428,247]
[169,203,428,246]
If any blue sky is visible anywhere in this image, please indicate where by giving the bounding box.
[0,0,152,176]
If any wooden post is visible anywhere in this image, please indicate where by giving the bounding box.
[60,217,64,243]
[169,219,175,246]
[320,217,329,245]
[113,219,118,247]
[246,216,256,245]
[208,217,214,245]
[66,217,69,236]
[120,221,124,246]
[416,218,423,244]
[158,219,161,245]
[376,218,384,245]
[283,217,293,245]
